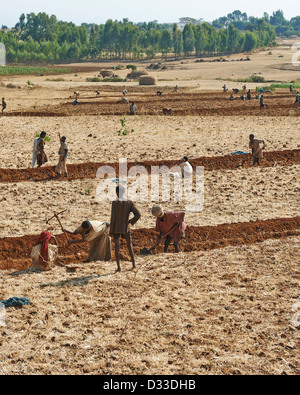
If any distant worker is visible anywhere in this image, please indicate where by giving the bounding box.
[290,84,294,93]
[247,90,252,100]
[109,185,141,272]
[96,90,101,97]
[243,84,247,92]
[222,84,228,93]
[32,131,48,168]
[122,88,128,96]
[151,205,187,253]
[130,101,136,115]
[260,95,268,110]
[230,94,235,101]
[179,156,193,178]
[241,94,245,101]
[55,133,69,178]
[249,134,266,166]
[74,91,80,99]
[156,90,163,96]
[294,91,300,107]
[1,97,6,113]
[174,85,178,92]
[162,107,172,115]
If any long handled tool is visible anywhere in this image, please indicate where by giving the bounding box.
[139,222,181,256]
[46,210,69,243]
[46,210,77,273]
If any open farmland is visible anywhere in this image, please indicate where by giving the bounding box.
[0,43,299,375]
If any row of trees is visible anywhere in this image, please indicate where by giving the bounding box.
[213,10,300,37]
[0,12,277,64]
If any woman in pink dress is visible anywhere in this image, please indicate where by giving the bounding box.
[152,205,186,253]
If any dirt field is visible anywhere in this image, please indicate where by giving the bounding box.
[0,43,299,375]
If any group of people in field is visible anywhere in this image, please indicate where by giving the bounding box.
[28,83,267,273]
[226,84,300,109]
[31,154,194,272]
[32,131,68,177]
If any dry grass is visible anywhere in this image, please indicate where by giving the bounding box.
[0,237,299,375]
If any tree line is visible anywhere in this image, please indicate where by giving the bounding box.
[213,10,300,37]
[0,12,278,64]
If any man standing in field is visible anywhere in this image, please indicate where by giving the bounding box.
[249,134,266,166]
[151,205,187,253]
[55,133,69,178]
[130,102,136,115]
[260,95,268,110]
[1,98,6,114]
[64,220,112,262]
[109,185,141,272]
[32,131,48,168]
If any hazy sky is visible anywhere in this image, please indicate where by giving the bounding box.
[0,0,298,27]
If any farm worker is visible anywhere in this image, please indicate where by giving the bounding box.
[1,97,6,113]
[260,95,268,110]
[179,156,193,178]
[130,102,136,115]
[64,221,112,262]
[32,131,48,168]
[290,84,294,92]
[247,90,252,100]
[122,88,127,96]
[162,107,172,115]
[222,84,228,92]
[55,134,69,178]
[295,92,300,103]
[230,94,234,100]
[152,205,187,253]
[109,185,141,272]
[249,134,266,166]
[30,232,58,271]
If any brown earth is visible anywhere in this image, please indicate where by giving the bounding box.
[1,90,300,117]
[1,216,299,272]
[0,149,299,183]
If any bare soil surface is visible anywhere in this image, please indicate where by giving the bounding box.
[0,43,299,375]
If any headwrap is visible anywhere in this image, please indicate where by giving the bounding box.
[34,231,52,269]
[151,205,164,218]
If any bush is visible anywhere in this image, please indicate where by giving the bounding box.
[86,77,101,82]
[126,64,137,71]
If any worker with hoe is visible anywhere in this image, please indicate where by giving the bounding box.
[249,134,266,166]
[109,185,141,272]
[64,220,112,262]
[151,205,186,253]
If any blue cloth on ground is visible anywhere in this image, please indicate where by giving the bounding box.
[230,151,248,155]
[1,297,30,308]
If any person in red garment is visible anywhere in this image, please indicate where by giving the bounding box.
[30,231,58,271]
[152,205,187,253]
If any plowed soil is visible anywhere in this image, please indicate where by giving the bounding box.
[1,216,299,272]
[0,149,299,183]
[2,91,300,117]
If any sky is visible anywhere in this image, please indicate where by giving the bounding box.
[0,0,298,27]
